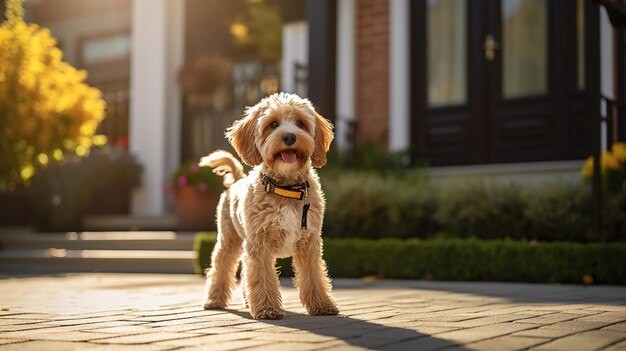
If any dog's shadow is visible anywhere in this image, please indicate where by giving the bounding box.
[223,308,470,351]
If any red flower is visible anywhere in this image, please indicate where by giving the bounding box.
[177,175,188,188]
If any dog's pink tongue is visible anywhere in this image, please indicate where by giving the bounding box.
[280,150,297,163]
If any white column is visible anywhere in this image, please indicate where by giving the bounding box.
[335,0,356,151]
[389,0,410,152]
[600,7,613,151]
[281,21,309,94]
[130,0,184,216]
[165,0,185,204]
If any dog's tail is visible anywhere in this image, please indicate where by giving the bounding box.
[198,150,246,188]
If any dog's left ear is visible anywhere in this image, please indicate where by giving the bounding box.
[311,113,334,168]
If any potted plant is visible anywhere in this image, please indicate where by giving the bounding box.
[170,162,221,231]
[179,54,232,106]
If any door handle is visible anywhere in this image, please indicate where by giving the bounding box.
[484,35,500,61]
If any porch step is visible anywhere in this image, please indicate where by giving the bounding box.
[0,231,195,251]
[0,249,195,274]
[82,215,178,231]
[0,231,198,274]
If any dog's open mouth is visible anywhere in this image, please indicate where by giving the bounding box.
[277,149,298,164]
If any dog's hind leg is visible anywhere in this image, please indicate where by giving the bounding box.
[240,260,249,307]
[202,194,243,310]
[292,235,339,316]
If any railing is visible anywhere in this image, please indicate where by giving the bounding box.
[592,96,626,238]
[603,96,626,149]
[294,62,308,97]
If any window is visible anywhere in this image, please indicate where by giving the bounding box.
[427,0,467,107]
[502,0,548,98]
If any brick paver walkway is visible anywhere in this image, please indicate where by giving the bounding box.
[0,274,625,351]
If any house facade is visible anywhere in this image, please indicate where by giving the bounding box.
[308,0,619,166]
[15,0,624,217]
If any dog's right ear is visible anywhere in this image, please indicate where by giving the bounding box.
[226,105,263,166]
[311,112,334,168]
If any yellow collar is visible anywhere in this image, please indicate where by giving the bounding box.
[261,174,311,229]
[261,174,309,200]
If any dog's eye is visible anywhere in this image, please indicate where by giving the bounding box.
[269,121,279,129]
[296,121,304,129]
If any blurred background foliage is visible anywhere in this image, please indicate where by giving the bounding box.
[229,0,282,62]
[0,0,106,190]
[30,145,141,231]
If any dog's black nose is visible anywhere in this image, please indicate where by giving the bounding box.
[282,133,296,146]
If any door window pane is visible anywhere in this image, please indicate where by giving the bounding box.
[82,33,131,65]
[502,0,547,98]
[576,0,585,90]
[427,0,467,107]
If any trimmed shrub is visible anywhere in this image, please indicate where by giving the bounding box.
[435,182,528,240]
[317,171,624,242]
[194,233,626,285]
[321,171,438,239]
[605,190,626,241]
[524,182,592,242]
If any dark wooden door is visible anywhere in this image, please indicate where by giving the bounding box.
[411,0,597,166]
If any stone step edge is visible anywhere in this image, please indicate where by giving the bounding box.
[0,249,196,260]
[0,231,198,241]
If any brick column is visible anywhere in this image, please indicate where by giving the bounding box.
[356,0,390,144]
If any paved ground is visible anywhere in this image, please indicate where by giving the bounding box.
[0,274,625,351]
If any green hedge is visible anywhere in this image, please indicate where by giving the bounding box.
[194,232,626,285]
[319,171,626,242]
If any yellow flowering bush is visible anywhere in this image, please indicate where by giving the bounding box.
[581,142,626,189]
[0,0,106,190]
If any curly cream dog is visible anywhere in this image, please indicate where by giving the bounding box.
[199,92,339,320]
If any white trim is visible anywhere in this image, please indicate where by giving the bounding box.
[389,0,410,152]
[426,160,585,185]
[335,0,356,151]
[427,160,585,177]
[165,0,185,211]
[129,0,183,216]
[600,7,613,150]
[600,8,614,101]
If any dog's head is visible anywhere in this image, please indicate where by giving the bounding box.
[226,92,334,175]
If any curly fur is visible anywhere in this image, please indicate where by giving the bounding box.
[200,92,339,319]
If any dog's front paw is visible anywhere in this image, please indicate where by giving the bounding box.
[202,299,226,310]
[253,307,285,320]
[308,303,339,316]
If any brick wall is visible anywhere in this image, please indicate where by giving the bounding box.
[356,0,389,145]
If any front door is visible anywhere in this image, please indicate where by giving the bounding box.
[411,0,599,166]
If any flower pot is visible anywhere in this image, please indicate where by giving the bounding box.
[175,186,219,231]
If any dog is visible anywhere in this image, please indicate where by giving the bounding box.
[199,92,339,320]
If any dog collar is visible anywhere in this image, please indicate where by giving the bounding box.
[261,174,311,229]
